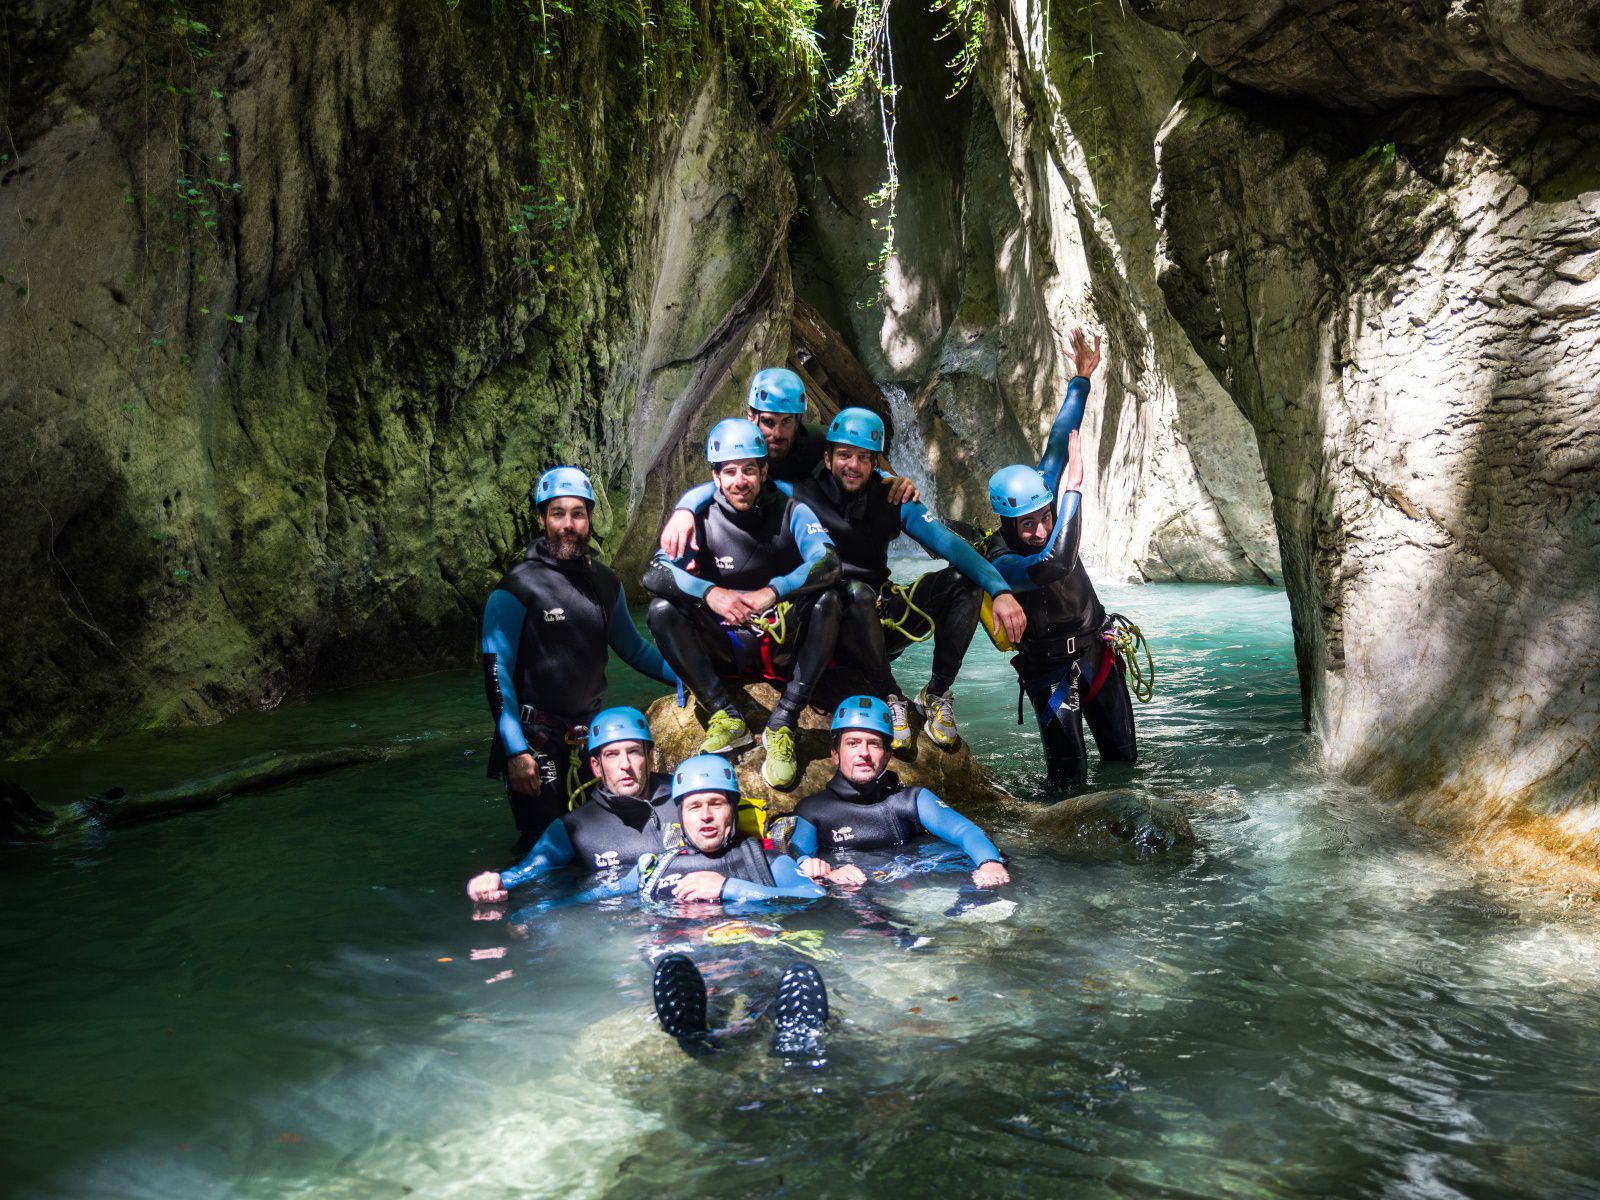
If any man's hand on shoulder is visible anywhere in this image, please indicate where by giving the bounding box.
[884,475,921,506]
[660,509,698,559]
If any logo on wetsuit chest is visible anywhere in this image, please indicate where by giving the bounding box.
[714,556,736,570]
[593,850,620,869]
[832,826,855,843]
[803,523,824,535]
[543,607,566,622]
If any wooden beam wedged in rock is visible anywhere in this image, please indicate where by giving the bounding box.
[790,297,893,431]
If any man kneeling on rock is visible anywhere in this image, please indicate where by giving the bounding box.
[789,696,1011,890]
[465,707,673,902]
[644,418,842,790]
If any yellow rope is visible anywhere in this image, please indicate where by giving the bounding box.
[879,577,935,643]
[703,919,840,962]
[747,600,794,645]
[1104,615,1155,702]
[565,728,596,810]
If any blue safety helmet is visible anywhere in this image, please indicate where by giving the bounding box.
[988,464,1053,518]
[831,694,894,740]
[535,465,596,507]
[586,707,654,754]
[706,417,769,464]
[747,367,807,415]
[825,407,885,453]
[671,753,741,803]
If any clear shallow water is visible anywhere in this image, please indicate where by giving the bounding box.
[4,580,1599,1199]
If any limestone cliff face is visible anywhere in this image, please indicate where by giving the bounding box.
[1,2,800,753]
[1144,13,1600,877]
[790,1,1281,584]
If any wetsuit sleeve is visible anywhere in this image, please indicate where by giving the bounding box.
[482,588,530,757]
[673,480,716,513]
[1036,375,1090,491]
[643,550,714,602]
[900,500,1013,596]
[770,501,841,600]
[506,862,643,921]
[500,820,576,888]
[788,817,820,861]
[916,790,1003,866]
[607,590,679,685]
[720,854,827,902]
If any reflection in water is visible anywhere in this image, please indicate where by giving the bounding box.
[4,582,1600,1198]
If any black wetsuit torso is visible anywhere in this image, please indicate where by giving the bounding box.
[768,423,825,485]
[641,835,778,901]
[488,539,626,733]
[688,487,805,589]
[563,773,674,872]
[793,771,924,852]
[792,471,900,585]
[988,532,1106,676]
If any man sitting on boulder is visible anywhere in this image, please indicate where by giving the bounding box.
[465,706,672,902]
[644,418,842,790]
[788,696,1011,890]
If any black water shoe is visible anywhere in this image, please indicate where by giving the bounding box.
[770,962,829,1057]
[653,953,709,1040]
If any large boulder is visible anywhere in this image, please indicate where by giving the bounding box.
[1028,788,1197,854]
[645,683,1011,814]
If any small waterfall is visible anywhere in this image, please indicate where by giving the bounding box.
[881,381,939,559]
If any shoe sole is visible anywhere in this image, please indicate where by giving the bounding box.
[653,954,708,1039]
[771,963,828,1056]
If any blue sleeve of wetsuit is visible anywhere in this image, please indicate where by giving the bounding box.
[1036,375,1090,491]
[607,590,678,686]
[770,501,841,600]
[499,820,576,888]
[900,500,1013,596]
[788,817,820,861]
[720,854,827,902]
[674,479,794,513]
[916,790,1003,865]
[673,479,716,513]
[644,549,715,601]
[482,589,530,757]
[506,862,643,921]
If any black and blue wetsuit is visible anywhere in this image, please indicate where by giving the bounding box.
[988,376,1136,789]
[557,835,824,906]
[790,771,1003,867]
[499,773,674,886]
[482,538,677,836]
[644,483,842,730]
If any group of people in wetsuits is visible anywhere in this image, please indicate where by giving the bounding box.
[470,327,1137,1053]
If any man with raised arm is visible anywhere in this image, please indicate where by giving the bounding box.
[481,467,677,840]
[985,330,1137,789]
[643,419,842,790]
[465,707,672,902]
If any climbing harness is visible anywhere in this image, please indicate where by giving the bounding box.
[878,577,935,644]
[703,919,840,963]
[1103,613,1154,703]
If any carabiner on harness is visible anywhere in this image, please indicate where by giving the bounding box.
[747,600,794,645]
[1102,613,1155,702]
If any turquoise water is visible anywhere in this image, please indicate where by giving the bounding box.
[5,580,1599,1198]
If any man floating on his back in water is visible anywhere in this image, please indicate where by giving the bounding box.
[465,707,672,902]
[519,754,831,1056]
[789,696,1011,890]
[985,330,1137,789]
[481,467,677,841]
[644,419,842,790]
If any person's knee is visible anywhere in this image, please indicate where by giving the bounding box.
[811,588,843,620]
[647,596,682,633]
[841,580,876,612]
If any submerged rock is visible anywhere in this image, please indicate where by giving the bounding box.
[645,683,1011,815]
[1028,789,1196,854]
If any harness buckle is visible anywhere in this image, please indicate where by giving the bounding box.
[1065,635,1076,656]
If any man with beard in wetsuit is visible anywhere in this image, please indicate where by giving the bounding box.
[788,696,1011,890]
[986,329,1137,789]
[481,467,677,841]
[644,419,842,790]
[465,707,672,901]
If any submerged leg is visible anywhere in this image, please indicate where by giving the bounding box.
[653,953,710,1044]
[1082,641,1138,764]
[770,961,829,1058]
[1026,672,1089,789]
